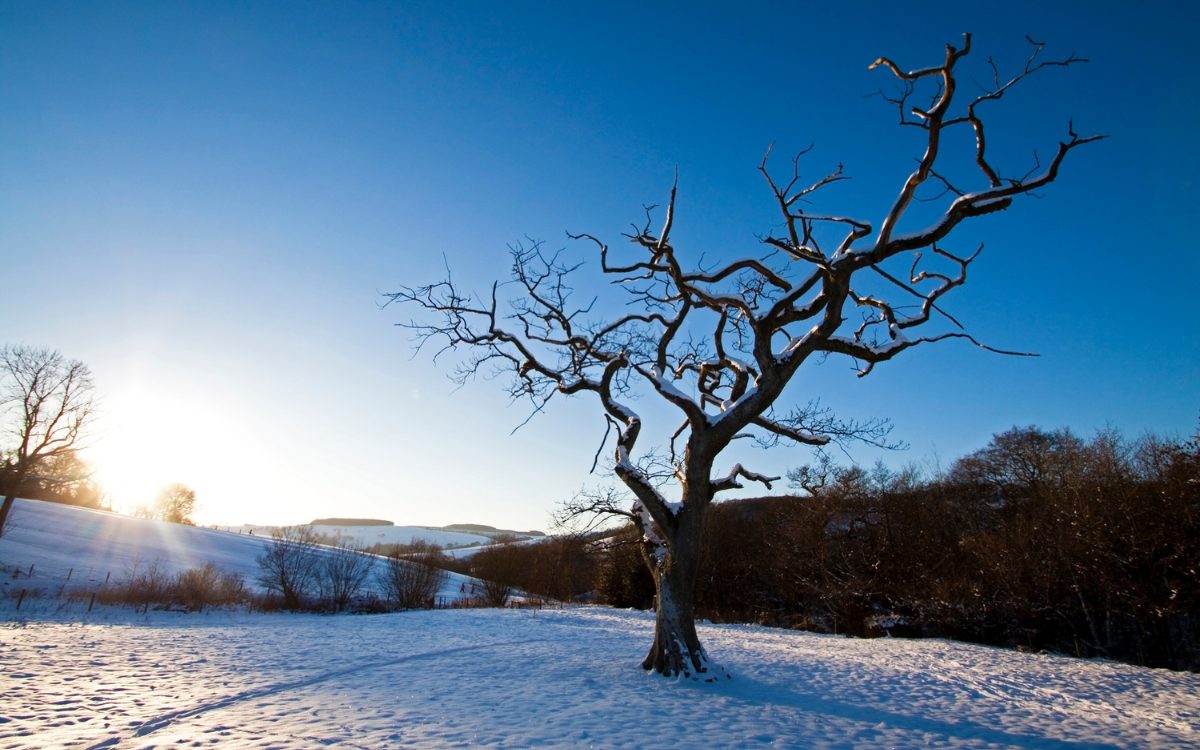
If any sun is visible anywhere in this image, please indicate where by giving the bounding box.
[86,383,247,524]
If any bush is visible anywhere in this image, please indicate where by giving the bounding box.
[476,576,512,607]
[256,526,323,609]
[378,542,445,610]
[318,541,375,612]
[97,557,174,608]
[94,559,247,611]
[176,563,245,611]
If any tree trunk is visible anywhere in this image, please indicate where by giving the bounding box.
[642,503,726,680]
[0,494,15,538]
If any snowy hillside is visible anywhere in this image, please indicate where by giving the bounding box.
[0,498,472,601]
[221,522,502,550]
[2,497,1199,748]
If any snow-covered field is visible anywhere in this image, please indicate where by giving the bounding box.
[2,499,1198,749]
[220,523,504,550]
[0,499,480,603]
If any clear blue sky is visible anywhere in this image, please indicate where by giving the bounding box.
[2,1,1196,529]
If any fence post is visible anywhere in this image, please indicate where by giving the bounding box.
[16,589,26,610]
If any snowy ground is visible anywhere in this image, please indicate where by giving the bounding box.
[2,499,1199,748]
[3,606,1198,749]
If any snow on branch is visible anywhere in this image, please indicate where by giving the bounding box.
[711,464,780,494]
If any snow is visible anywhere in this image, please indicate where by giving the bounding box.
[3,499,1199,749]
[0,499,473,602]
[706,384,761,426]
[649,365,690,402]
[222,523,500,550]
[0,500,275,590]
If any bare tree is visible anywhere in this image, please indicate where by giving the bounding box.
[318,537,375,612]
[387,35,1100,678]
[152,483,198,525]
[378,541,446,609]
[476,576,512,608]
[256,525,323,608]
[0,345,96,537]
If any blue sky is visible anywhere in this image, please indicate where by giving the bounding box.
[2,1,1196,529]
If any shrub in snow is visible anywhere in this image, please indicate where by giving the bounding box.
[378,544,445,610]
[256,526,323,609]
[317,541,374,612]
[93,559,246,611]
[176,563,246,612]
[100,557,173,608]
[477,577,511,608]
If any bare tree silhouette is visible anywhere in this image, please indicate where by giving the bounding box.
[388,35,1100,678]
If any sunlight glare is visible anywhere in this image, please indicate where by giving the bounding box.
[87,383,251,525]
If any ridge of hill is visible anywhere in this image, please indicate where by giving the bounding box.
[441,523,546,537]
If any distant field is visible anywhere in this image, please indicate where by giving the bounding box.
[222,523,501,549]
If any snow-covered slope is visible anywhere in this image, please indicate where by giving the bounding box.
[2,497,1198,749]
[0,498,470,600]
[221,523,500,549]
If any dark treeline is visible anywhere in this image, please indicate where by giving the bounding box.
[477,426,1200,671]
[445,535,599,606]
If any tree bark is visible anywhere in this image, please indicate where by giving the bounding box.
[0,469,24,538]
[641,500,725,680]
[0,494,13,539]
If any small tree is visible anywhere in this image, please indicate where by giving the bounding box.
[477,576,512,608]
[389,35,1099,678]
[152,483,198,525]
[379,541,446,610]
[318,538,375,612]
[0,345,96,536]
[256,525,323,608]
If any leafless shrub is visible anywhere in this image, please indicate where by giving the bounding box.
[176,563,245,611]
[378,542,445,610]
[477,577,512,608]
[99,556,173,608]
[319,540,375,612]
[256,525,323,609]
[94,559,246,611]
